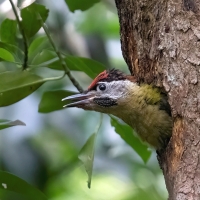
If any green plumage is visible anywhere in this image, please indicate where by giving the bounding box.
[111,84,172,149]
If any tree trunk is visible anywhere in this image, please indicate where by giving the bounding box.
[115,0,200,199]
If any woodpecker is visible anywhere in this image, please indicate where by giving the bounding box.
[62,69,172,149]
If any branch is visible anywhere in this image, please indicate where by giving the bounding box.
[9,0,28,70]
[38,15,83,93]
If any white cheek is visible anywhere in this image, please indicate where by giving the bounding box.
[109,80,138,99]
[96,80,138,103]
[110,87,125,99]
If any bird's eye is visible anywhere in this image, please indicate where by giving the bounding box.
[97,83,106,91]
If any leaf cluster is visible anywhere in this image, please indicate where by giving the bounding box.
[0,0,152,198]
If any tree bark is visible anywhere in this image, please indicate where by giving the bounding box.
[115,0,200,199]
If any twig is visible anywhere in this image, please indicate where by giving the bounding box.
[38,15,83,93]
[9,0,28,70]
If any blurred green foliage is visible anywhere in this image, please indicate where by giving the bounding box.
[0,171,47,200]
[65,0,100,12]
[0,119,25,130]
[0,0,168,199]
[111,117,151,163]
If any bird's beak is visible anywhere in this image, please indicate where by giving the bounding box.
[62,93,94,108]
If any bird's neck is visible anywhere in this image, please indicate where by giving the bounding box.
[111,84,172,148]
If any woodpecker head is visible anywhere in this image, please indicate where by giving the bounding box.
[62,69,138,114]
[62,69,172,148]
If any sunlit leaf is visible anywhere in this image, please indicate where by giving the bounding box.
[0,19,17,45]
[0,48,15,62]
[48,54,105,79]
[110,117,152,163]
[78,114,103,188]
[0,42,23,63]
[38,90,76,113]
[17,0,36,9]
[0,119,26,130]
[0,71,45,106]
[65,0,100,12]
[0,171,47,200]
[21,3,49,38]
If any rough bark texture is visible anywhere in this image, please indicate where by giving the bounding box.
[115,0,200,199]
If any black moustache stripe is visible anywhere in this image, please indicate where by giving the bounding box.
[93,97,117,107]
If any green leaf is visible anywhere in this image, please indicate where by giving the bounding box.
[65,56,105,79]
[21,3,49,38]
[0,48,15,62]
[28,36,50,63]
[0,71,45,107]
[31,49,57,67]
[38,90,76,113]
[110,117,152,163]
[78,114,103,188]
[0,171,47,200]
[79,133,96,189]
[31,50,105,78]
[0,19,17,45]
[0,69,64,107]
[0,119,26,130]
[65,0,100,12]
[0,42,23,63]
[31,49,55,64]
[48,55,106,79]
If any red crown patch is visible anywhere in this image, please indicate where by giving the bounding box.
[88,70,108,90]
